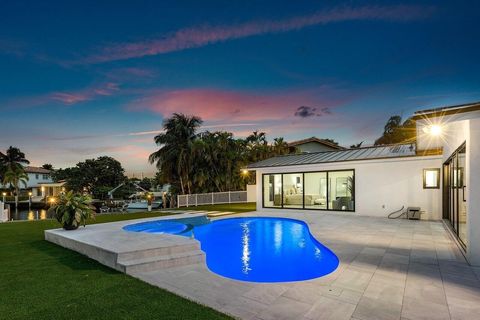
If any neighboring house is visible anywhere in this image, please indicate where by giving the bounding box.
[1,166,53,194]
[248,101,480,266]
[1,166,65,200]
[24,166,63,200]
[24,166,53,188]
[288,137,345,153]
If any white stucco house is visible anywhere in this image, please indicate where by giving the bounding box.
[24,166,53,188]
[1,166,65,201]
[248,101,480,265]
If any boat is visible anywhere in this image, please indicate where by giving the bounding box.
[127,200,162,210]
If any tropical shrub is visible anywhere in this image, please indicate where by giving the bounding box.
[48,191,95,230]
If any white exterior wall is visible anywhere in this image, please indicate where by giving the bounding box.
[417,111,480,265]
[255,155,442,220]
[26,172,53,188]
[468,118,480,265]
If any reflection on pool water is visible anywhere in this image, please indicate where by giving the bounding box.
[123,216,339,282]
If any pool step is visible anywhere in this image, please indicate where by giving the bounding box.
[208,211,236,217]
[117,250,205,273]
[117,242,200,262]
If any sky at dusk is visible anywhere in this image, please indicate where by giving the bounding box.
[1,1,479,176]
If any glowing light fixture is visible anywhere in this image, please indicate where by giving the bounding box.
[423,124,443,136]
[241,169,249,175]
[430,124,442,136]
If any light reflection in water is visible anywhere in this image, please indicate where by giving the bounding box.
[290,223,305,248]
[273,221,283,253]
[240,222,252,274]
[13,209,50,221]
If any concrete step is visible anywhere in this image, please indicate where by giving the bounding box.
[208,211,236,217]
[118,250,205,273]
[117,242,200,262]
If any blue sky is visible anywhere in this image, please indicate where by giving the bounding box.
[1,1,479,176]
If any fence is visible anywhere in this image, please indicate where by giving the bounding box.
[177,191,247,208]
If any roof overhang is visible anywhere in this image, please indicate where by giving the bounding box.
[39,182,66,187]
[412,101,480,120]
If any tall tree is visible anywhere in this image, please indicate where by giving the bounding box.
[2,165,28,208]
[149,113,202,194]
[272,137,290,155]
[52,156,126,199]
[41,164,54,170]
[375,116,416,145]
[0,146,30,180]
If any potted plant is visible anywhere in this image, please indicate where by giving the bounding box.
[48,191,95,230]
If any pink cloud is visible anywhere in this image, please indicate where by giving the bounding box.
[51,82,119,104]
[50,92,91,105]
[127,87,348,122]
[80,5,434,64]
[2,82,120,108]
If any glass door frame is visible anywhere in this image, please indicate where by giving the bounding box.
[443,141,467,249]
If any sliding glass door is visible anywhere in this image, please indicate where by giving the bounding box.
[263,170,355,212]
[443,142,467,248]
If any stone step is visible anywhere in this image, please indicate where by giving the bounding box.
[208,211,236,217]
[118,250,205,273]
[117,242,200,263]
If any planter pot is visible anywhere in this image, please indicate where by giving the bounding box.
[63,223,79,231]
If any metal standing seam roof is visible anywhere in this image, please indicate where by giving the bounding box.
[247,143,418,169]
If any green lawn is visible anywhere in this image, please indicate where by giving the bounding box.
[175,202,256,213]
[0,211,232,320]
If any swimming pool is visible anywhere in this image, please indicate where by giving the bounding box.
[123,216,339,282]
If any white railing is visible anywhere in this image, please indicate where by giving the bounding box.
[177,191,247,208]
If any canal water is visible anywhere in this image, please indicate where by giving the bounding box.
[9,208,52,221]
[8,207,166,221]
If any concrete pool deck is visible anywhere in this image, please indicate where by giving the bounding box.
[45,211,480,320]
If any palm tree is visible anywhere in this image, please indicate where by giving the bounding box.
[149,113,202,194]
[272,137,290,155]
[0,146,30,181]
[2,166,28,209]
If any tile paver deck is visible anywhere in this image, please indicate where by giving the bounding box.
[46,210,480,320]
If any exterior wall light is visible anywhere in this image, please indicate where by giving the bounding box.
[422,124,443,136]
[241,169,249,175]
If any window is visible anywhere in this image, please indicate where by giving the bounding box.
[282,173,303,209]
[35,174,39,179]
[43,174,49,180]
[423,168,440,189]
[263,174,282,208]
[262,170,355,212]
[304,172,327,210]
[328,171,355,211]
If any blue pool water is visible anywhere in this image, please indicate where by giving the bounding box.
[123,220,191,235]
[123,217,339,282]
